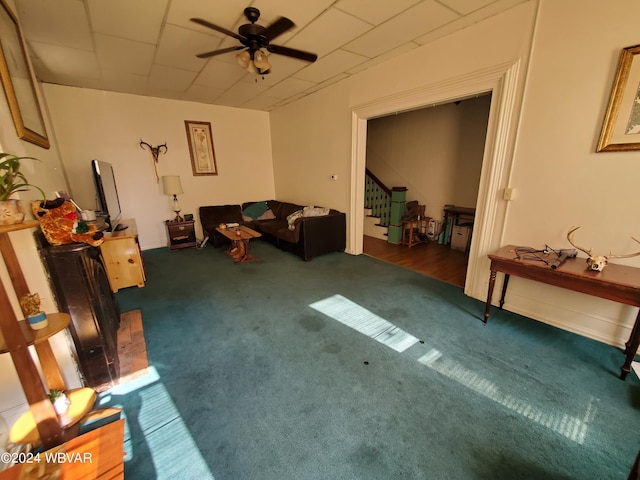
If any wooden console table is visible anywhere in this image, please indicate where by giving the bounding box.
[484,245,640,380]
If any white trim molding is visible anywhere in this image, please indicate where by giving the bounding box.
[349,60,523,300]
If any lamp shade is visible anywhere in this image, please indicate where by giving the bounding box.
[254,50,271,72]
[162,175,183,196]
[236,50,250,69]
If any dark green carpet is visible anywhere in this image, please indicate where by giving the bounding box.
[100,240,640,479]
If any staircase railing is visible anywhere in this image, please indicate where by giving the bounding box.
[365,168,392,226]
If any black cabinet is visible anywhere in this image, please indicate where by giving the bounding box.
[36,233,120,387]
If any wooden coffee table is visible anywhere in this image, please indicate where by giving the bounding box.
[215,225,262,263]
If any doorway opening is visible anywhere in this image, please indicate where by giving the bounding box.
[349,60,521,301]
[362,94,492,288]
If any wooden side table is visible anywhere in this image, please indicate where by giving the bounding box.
[215,225,262,263]
[165,219,197,250]
[401,220,423,247]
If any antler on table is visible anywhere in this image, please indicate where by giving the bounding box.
[566,226,593,257]
[607,236,640,259]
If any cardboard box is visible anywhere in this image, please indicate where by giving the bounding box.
[451,225,471,251]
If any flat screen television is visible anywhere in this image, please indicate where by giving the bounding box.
[91,159,125,231]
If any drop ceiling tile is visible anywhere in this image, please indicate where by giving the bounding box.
[414,0,526,45]
[28,41,100,79]
[101,71,150,96]
[240,94,283,110]
[438,0,495,15]
[43,73,105,92]
[156,24,223,72]
[194,58,248,90]
[273,91,308,108]
[16,0,525,110]
[288,8,372,58]
[305,72,350,94]
[347,42,418,74]
[15,0,92,50]
[214,81,271,107]
[293,49,368,83]
[148,64,198,92]
[264,77,317,99]
[88,0,167,44]
[182,84,226,104]
[344,0,459,57]
[251,0,335,45]
[334,0,422,25]
[168,0,248,32]
[94,34,155,76]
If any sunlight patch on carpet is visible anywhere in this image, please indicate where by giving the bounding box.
[99,366,215,479]
[419,349,597,445]
[309,294,418,352]
[309,295,597,446]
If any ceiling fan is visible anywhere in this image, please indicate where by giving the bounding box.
[191,7,318,75]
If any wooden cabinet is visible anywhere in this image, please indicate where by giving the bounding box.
[1,418,125,479]
[39,240,121,386]
[100,218,145,292]
[165,219,196,250]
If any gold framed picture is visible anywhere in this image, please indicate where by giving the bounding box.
[0,0,49,149]
[597,44,640,152]
[184,120,218,176]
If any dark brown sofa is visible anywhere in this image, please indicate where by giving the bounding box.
[199,200,346,261]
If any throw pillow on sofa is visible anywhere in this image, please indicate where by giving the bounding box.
[287,210,304,230]
[243,201,269,220]
[257,209,275,220]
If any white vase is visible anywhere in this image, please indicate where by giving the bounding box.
[27,311,48,330]
[52,394,70,415]
[0,199,25,225]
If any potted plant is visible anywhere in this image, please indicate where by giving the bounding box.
[48,389,70,415]
[19,292,48,330]
[0,152,46,225]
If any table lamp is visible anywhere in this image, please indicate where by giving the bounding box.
[162,175,183,221]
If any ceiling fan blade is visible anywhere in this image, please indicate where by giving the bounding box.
[196,46,244,59]
[190,18,245,42]
[261,17,294,41]
[267,45,317,63]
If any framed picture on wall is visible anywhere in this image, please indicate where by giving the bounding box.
[0,0,49,149]
[184,120,218,176]
[597,44,640,152]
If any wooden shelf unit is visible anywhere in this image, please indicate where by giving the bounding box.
[0,221,94,449]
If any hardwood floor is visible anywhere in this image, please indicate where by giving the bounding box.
[362,235,468,288]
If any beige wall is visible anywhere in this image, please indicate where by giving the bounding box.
[43,85,275,250]
[270,0,640,349]
[496,0,640,344]
[365,95,490,221]
[270,80,353,212]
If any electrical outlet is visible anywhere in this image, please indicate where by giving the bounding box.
[503,187,514,201]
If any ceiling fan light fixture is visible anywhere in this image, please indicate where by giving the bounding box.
[193,8,318,72]
[236,50,251,69]
[254,49,271,72]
